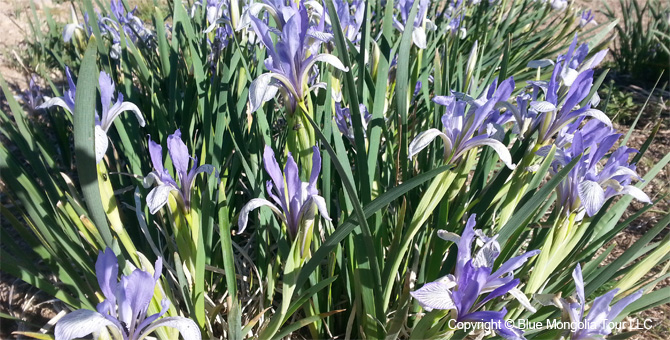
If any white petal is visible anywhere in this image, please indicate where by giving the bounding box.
[408,129,451,160]
[412,26,427,49]
[464,138,516,170]
[590,92,601,107]
[143,172,163,188]
[38,97,72,113]
[237,198,285,234]
[618,186,651,204]
[410,282,456,311]
[437,230,460,244]
[527,59,555,68]
[95,125,109,164]
[63,24,81,43]
[301,54,349,89]
[312,195,331,221]
[608,166,641,180]
[580,108,612,127]
[55,309,119,340]
[147,184,176,215]
[249,73,280,113]
[137,316,201,340]
[578,180,605,217]
[104,102,146,131]
[472,240,500,268]
[561,68,579,87]
[530,100,556,113]
[509,288,537,313]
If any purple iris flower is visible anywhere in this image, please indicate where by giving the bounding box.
[559,264,643,340]
[579,10,597,28]
[408,77,517,169]
[550,121,651,218]
[248,4,348,113]
[144,129,216,214]
[330,0,365,43]
[16,75,45,110]
[39,69,145,163]
[238,145,330,239]
[335,100,371,141]
[54,248,200,340]
[411,215,540,340]
[393,0,436,49]
[98,0,154,58]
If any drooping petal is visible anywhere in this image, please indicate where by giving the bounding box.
[147,184,177,215]
[249,73,280,113]
[55,309,120,340]
[408,128,451,160]
[38,97,73,113]
[95,125,109,164]
[136,316,201,340]
[311,195,331,221]
[615,185,651,204]
[580,109,612,127]
[530,101,557,113]
[456,136,516,169]
[508,287,537,313]
[102,101,146,131]
[578,180,605,216]
[412,26,427,49]
[300,54,349,89]
[237,198,287,234]
[95,248,119,303]
[475,279,519,310]
[410,281,456,311]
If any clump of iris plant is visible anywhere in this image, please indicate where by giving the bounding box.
[144,129,216,214]
[411,215,539,340]
[55,248,200,340]
[39,68,145,164]
[408,77,517,169]
[238,145,330,243]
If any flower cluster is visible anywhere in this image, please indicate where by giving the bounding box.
[55,248,200,340]
[39,68,145,163]
[411,215,540,340]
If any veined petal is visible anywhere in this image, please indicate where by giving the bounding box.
[410,281,456,311]
[578,180,605,217]
[249,73,281,113]
[412,26,427,49]
[95,125,109,164]
[237,198,286,234]
[39,97,72,113]
[457,137,516,169]
[580,109,612,127]
[136,316,201,340]
[147,184,177,215]
[616,185,652,204]
[530,101,556,113]
[408,128,451,160]
[55,309,119,340]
